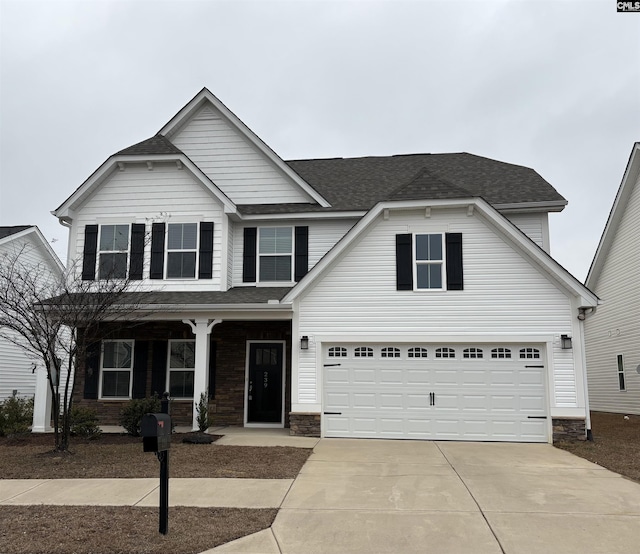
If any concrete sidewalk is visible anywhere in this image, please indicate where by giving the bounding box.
[0,478,293,508]
[210,440,640,554]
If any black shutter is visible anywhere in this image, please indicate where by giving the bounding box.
[208,340,217,399]
[446,233,464,291]
[242,227,257,282]
[132,340,148,399]
[151,341,168,397]
[83,341,100,399]
[129,223,145,280]
[294,226,309,281]
[396,234,413,291]
[198,222,214,279]
[82,225,98,281]
[150,223,165,280]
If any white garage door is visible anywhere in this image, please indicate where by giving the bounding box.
[323,343,548,442]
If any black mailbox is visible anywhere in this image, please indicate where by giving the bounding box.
[141,413,171,452]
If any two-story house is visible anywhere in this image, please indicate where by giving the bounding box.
[53,88,598,442]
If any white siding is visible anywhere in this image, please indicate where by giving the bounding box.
[231,219,357,286]
[585,172,640,414]
[505,212,549,251]
[295,207,577,410]
[70,162,225,291]
[0,232,64,401]
[172,106,311,205]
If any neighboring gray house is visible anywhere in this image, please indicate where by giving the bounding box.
[585,142,640,415]
[0,226,65,431]
[53,88,598,442]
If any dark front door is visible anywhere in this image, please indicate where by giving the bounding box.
[247,342,283,424]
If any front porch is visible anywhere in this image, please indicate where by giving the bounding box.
[74,319,293,430]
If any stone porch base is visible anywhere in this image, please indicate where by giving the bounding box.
[289,412,321,437]
[552,418,587,442]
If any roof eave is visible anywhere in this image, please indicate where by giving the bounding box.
[493,200,568,213]
[586,142,640,289]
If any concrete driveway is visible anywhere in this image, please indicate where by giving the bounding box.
[212,438,640,554]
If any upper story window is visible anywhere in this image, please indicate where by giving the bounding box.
[242,226,309,284]
[98,225,129,279]
[167,223,198,279]
[414,233,444,290]
[259,227,293,281]
[168,340,195,398]
[100,340,133,399]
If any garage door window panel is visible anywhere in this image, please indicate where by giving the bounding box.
[381,347,401,358]
[492,348,512,359]
[464,348,484,359]
[408,347,428,358]
[328,347,347,358]
[436,347,455,359]
[519,348,540,359]
[354,347,373,358]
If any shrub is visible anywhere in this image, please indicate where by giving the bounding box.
[69,405,102,439]
[195,390,209,432]
[0,392,34,437]
[119,395,161,436]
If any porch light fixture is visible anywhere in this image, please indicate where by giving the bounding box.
[300,336,309,350]
[561,334,573,350]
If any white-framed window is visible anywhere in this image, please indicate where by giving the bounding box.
[328,346,347,358]
[436,347,455,359]
[259,227,293,281]
[519,348,540,359]
[98,224,129,279]
[617,354,626,391]
[354,347,374,357]
[463,348,483,359]
[408,347,428,358]
[168,340,195,398]
[167,223,198,279]
[100,340,134,399]
[414,233,445,290]
[491,348,512,359]
[381,347,401,358]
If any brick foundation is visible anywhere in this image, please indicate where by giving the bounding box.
[289,412,321,437]
[552,418,587,442]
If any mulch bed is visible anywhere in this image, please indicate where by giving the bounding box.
[0,506,277,554]
[555,411,640,482]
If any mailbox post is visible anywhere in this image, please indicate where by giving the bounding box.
[141,412,171,534]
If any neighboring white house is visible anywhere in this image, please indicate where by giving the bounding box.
[0,226,66,431]
[52,88,598,442]
[585,142,640,415]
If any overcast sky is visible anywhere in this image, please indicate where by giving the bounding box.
[0,0,638,281]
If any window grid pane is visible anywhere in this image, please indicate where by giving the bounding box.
[167,252,196,278]
[259,256,292,281]
[259,227,292,254]
[170,342,196,369]
[169,370,194,398]
[102,370,131,398]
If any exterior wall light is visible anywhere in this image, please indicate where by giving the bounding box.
[300,336,309,350]
[561,334,573,349]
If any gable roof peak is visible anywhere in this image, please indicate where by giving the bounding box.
[115,134,184,156]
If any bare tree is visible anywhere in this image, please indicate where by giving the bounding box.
[0,245,148,451]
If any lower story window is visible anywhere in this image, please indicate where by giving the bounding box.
[100,340,133,398]
[617,354,626,391]
[168,340,195,398]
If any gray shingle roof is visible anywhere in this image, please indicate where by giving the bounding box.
[115,135,184,156]
[111,287,294,306]
[284,153,566,211]
[0,226,32,239]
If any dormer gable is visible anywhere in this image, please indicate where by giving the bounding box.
[159,88,330,207]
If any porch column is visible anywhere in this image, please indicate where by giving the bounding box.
[32,365,52,433]
[183,318,221,431]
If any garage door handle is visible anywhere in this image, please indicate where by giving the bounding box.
[324,363,342,367]
[527,416,547,419]
[323,412,342,415]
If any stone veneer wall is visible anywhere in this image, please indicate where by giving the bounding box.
[552,418,587,442]
[289,413,321,437]
[73,320,292,429]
